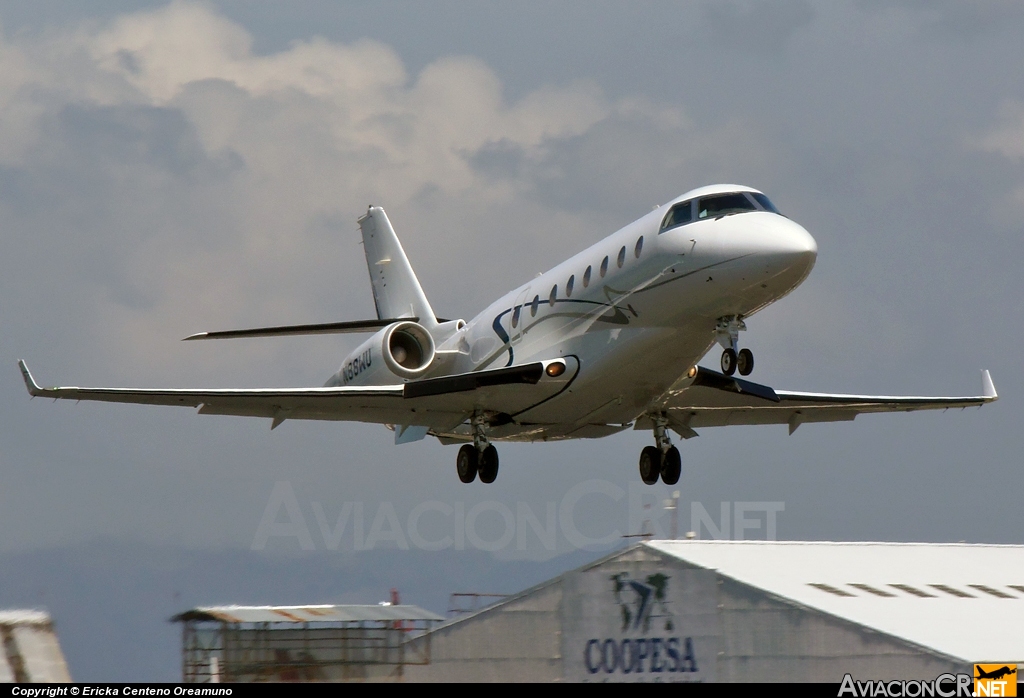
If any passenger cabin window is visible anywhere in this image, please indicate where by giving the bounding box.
[583,265,592,287]
[566,274,575,297]
[531,295,540,317]
[512,305,520,328]
[600,256,609,277]
[697,192,756,219]
[634,236,644,258]
[660,201,693,232]
[617,246,626,268]
[549,285,558,306]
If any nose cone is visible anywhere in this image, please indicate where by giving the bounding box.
[774,218,817,279]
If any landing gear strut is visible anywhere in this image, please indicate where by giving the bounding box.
[456,412,500,484]
[638,413,681,486]
[717,316,754,376]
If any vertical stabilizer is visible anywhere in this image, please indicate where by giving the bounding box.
[358,207,437,328]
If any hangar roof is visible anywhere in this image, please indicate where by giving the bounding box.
[646,540,1024,663]
[171,604,444,624]
[0,610,52,626]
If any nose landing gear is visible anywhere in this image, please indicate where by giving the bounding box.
[717,316,754,376]
[456,412,500,484]
[638,414,682,486]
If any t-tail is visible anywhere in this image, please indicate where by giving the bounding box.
[359,207,438,330]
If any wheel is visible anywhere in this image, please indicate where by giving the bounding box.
[457,444,478,483]
[721,348,737,376]
[478,445,499,484]
[661,446,681,485]
[737,348,754,376]
[638,446,662,485]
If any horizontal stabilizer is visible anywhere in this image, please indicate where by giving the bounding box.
[182,318,418,341]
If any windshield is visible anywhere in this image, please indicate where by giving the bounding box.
[660,191,781,232]
[660,201,693,232]
[751,192,781,214]
[697,193,757,219]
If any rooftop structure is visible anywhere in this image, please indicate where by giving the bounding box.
[172,604,443,682]
[0,610,71,682]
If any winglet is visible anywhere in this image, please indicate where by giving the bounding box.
[18,360,44,397]
[982,369,997,401]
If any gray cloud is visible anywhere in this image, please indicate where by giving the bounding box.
[857,0,1024,40]
[699,0,816,56]
[0,1,1019,574]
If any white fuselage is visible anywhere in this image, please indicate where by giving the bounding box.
[333,184,818,441]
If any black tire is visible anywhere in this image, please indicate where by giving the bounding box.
[661,446,681,486]
[478,445,499,484]
[721,348,737,375]
[457,444,478,483]
[638,446,662,485]
[737,348,754,376]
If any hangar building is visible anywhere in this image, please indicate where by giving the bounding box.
[404,541,1024,682]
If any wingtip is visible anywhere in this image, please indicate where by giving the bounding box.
[18,360,43,396]
[182,332,208,341]
[982,369,997,401]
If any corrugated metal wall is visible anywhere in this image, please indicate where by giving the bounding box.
[405,581,563,682]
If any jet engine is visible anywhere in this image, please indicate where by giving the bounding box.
[333,321,436,386]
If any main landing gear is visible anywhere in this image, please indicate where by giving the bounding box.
[456,412,499,484]
[717,316,754,377]
[638,414,681,486]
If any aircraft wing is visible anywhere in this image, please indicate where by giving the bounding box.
[18,358,578,432]
[643,366,998,436]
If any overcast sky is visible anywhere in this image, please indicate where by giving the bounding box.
[2,0,1022,572]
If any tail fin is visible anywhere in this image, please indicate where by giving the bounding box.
[358,207,437,328]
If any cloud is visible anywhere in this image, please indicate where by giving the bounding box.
[973,101,1024,161]
[857,0,1024,40]
[966,100,1024,225]
[1,1,771,384]
[699,0,816,56]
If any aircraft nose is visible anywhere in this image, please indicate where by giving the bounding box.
[774,218,817,274]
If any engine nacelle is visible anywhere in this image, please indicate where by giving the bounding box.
[332,321,436,386]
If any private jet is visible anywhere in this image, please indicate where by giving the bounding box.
[19,185,997,485]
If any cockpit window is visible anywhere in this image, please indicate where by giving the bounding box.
[751,192,781,214]
[660,201,693,232]
[697,193,757,219]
